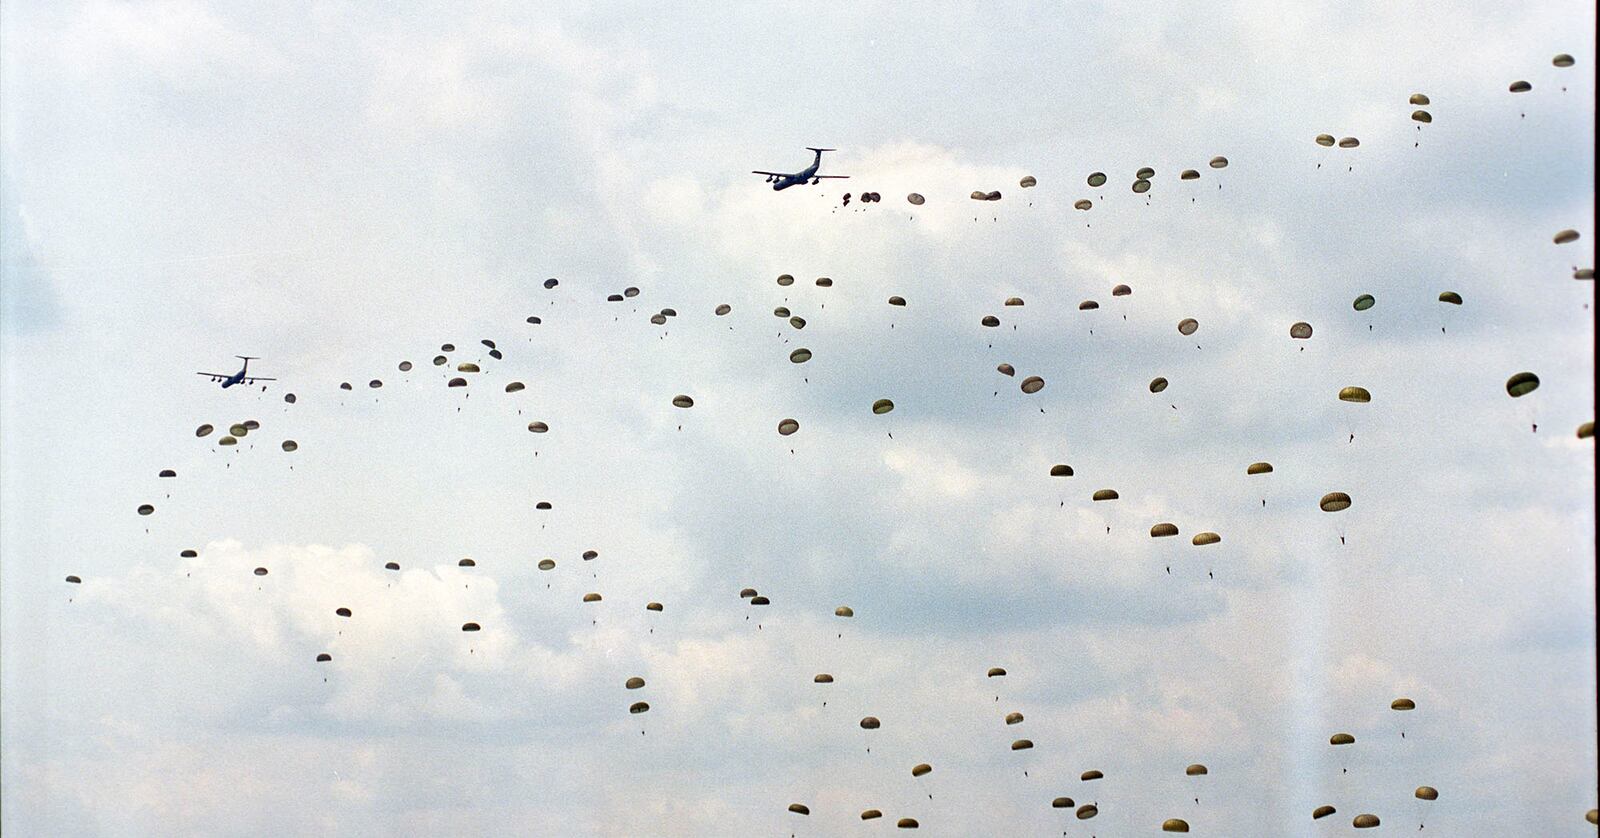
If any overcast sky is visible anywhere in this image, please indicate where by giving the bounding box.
[2,1,1595,835]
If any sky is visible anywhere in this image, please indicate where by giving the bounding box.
[1,1,1595,835]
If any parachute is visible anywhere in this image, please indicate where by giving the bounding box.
[1112,284,1131,296]
[1081,770,1103,781]
[1136,167,1155,179]
[1438,291,1462,304]
[1011,739,1033,750]
[219,436,237,446]
[1554,54,1575,67]
[459,559,476,567]
[1074,199,1093,210]
[1330,732,1355,745]
[815,277,833,287]
[988,668,1007,677]
[1020,376,1045,394]
[888,296,907,306]
[1132,179,1152,194]
[505,382,525,393]
[543,278,558,289]
[1505,372,1539,397]
[461,622,481,631]
[897,818,919,829]
[1020,175,1037,188]
[1410,93,1430,105]
[1392,698,1416,710]
[447,378,466,387]
[971,191,987,201]
[625,677,645,689]
[835,606,855,617]
[997,363,1016,376]
[1192,532,1220,546]
[629,702,649,714]
[872,399,895,415]
[739,588,757,599]
[1177,318,1199,336]
[624,287,639,297]
[1185,764,1208,775]
[749,595,770,605]
[646,602,663,612]
[778,419,799,436]
[1554,229,1580,244]
[385,562,400,571]
[1087,172,1107,187]
[1180,169,1200,180]
[1338,137,1360,148]
[158,469,176,478]
[1578,422,1594,439]
[860,716,881,729]
[316,653,331,662]
[1353,294,1375,311]
[1162,819,1190,832]
[340,382,352,391]
[789,348,812,364]
[1353,814,1380,828]
[1412,110,1432,123]
[1005,712,1024,724]
[528,422,549,433]
[715,304,731,315]
[787,804,809,816]
[1209,156,1228,168]
[982,315,1000,327]
[672,395,695,408]
[1290,322,1313,339]
[1338,386,1372,403]
[1319,493,1352,513]
[814,674,834,683]
[1092,489,1119,501]
[1509,80,1532,93]
[335,607,351,617]
[398,361,413,372]
[229,423,249,437]
[1151,523,1179,537]
[1050,464,1074,477]
[1052,797,1074,808]
[1247,462,1273,475]
[137,504,154,516]
[1079,300,1099,310]
[1005,297,1025,306]
[583,593,602,603]
[777,274,794,286]
[1315,134,1336,147]
[1149,378,1169,393]
[1415,786,1438,800]
[861,810,883,820]
[912,763,932,777]
[253,567,268,576]
[538,559,555,570]
[1077,804,1098,819]
[907,193,925,205]
[65,575,81,584]
[1313,806,1336,819]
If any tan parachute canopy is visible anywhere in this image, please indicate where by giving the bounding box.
[528,421,549,433]
[1011,739,1034,750]
[888,295,907,306]
[1412,110,1432,123]
[1162,819,1190,832]
[1554,54,1575,67]
[1339,386,1372,403]
[715,303,731,315]
[1020,175,1037,188]
[1209,156,1229,169]
[1291,322,1313,339]
[1112,284,1131,296]
[971,191,988,200]
[1178,318,1199,335]
[1081,770,1104,781]
[773,306,791,318]
[254,567,268,576]
[1132,179,1151,194]
[814,673,834,683]
[583,593,602,603]
[1578,422,1594,439]
[281,440,298,452]
[788,804,809,815]
[1313,805,1337,819]
[646,602,663,611]
[1330,732,1355,745]
[1151,523,1179,538]
[1079,300,1099,310]
[1005,711,1024,724]
[912,763,932,777]
[776,274,794,286]
[1439,291,1462,304]
[1320,493,1352,512]
[1353,814,1380,828]
[749,595,770,605]
[1185,764,1208,775]
[1149,377,1169,393]
[1180,169,1199,180]
[860,716,881,729]
[1074,199,1093,210]
[1315,134,1336,146]
[1554,229,1580,244]
[1020,376,1045,394]
[981,315,1000,327]
[1248,462,1273,475]
[138,504,155,516]
[872,399,895,415]
[336,607,352,617]
[1509,80,1532,93]
[1506,371,1540,397]
[1415,786,1438,800]
[65,575,81,584]
[778,419,799,436]
[1092,489,1119,501]
[629,702,649,714]
[1005,297,1025,306]
[907,193,925,205]
[1050,464,1074,477]
[1392,697,1416,710]
[538,559,555,570]
[461,622,481,631]
[835,606,855,617]
[861,810,883,820]
[1052,797,1074,808]
[230,423,250,437]
[218,436,237,446]
[447,378,466,387]
[1192,532,1220,546]
[1087,172,1107,187]
[672,395,694,408]
[789,348,812,364]
[739,588,757,598]
[997,363,1016,376]
[816,277,832,287]
[1410,93,1430,105]
[1077,804,1099,819]
[1136,167,1155,179]
[897,818,919,829]
[1338,137,1360,148]
[987,667,1007,677]
[459,558,475,567]
[385,562,400,570]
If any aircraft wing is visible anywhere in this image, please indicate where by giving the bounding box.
[196,371,227,379]
[751,171,787,177]
[813,175,849,179]
[240,376,276,383]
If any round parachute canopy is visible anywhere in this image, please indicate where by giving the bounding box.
[1136,167,1155,179]
[253,567,268,576]
[715,304,731,315]
[1330,732,1355,745]
[861,810,883,821]
[1020,376,1045,394]
[1005,711,1024,724]
[607,294,624,302]
[789,348,812,364]
[158,469,177,478]
[1353,814,1380,828]
[543,278,559,289]
[1410,93,1431,105]
[335,607,352,618]
[457,363,480,373]
[1162,819,1190,833]
[316,653,331,662]
[459,558,476,567]
[447,378,466,387]
[1315,134,1336,147]
[583,593,602,603]
[649,314,666,325]
[535,501,551,510]
[897,818,919,829]
[815,277,832,287]
[398,361,413,372]
[1082,770,1104,781]
[1412,109,1433,123]
[1093,489,1119,501]
[1578,421,1594,439]
[987,667,1007,677]
[1178,318,1199,336]
[788,804,809,816]
[625,677,645,690]
[1192,532,1220,546]
[629,702,649,714]
[777,418,799,436]
[1339,386,1372,403]
[1554,53,1576,67]
[1180,169,1200,180]
[997,363,1016,376]
[776,274,794,286]
[1112,284,1132,296]
[772,306,791,318]
[646,602,663,611]
[1074,199,1093,210]
[1290,321,1313,339]
[537,559,555,571]
[1020,175,1037,188]
[218,436,238,446]
[970,191,988,201]
[981,315,1000,327]
[180,549,198,558]
[1248,462,1274,475]
[339,382,353,391]
[385,562,400,571]
[860,716,881,729]
[1575,268,1594,279]
[368,379,383,389]
[1506,371,1540,397]
[505,382,526,394]
[481,339,496,350]
[814,673,834,683]
[1149,377,1169,393]
[1587,809,1598,825]
[229,423,250,437]
[1005,297,1025,306]
[872,399,895,415]
[65,575,81,584]
[582,549,599,560]
[1509,80,1532,93]
[835,606,855,618]
[526,316,541,324]
[1392,697,1416,710]
[624,287,640,298]
[749,595,770,605]
[985,191,1002,201]
[1079,300,1099,310]
[1186,764,1208,775]
[1338,137,1360,148]
[1319,493,1352,513]
[912,763,932,777]
[461,622,480,632]
[1313,805,1337,820]
[739,588,757,599]
[1052,797,1074,809]
[1132,178,1152,194]
[907,193,925,205]
[433,355,447,366]
[1077,804,1099,819]
[672,395,694,408]
[1554,229,1580,244]
[1438,291,1462,305]
[789,316,805,330]
[1087,172,1107,187]
[243,419,260,431]
[1011,739,1034,750]
[1050,464,1074,477]
[284,393,297,403]
[1209,156,1229,169]
[1416,786,1438,801]
[888,295,907,306]
[138,504,155,516]
[1353,294,1376,311]
[1151,523,1179,538]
